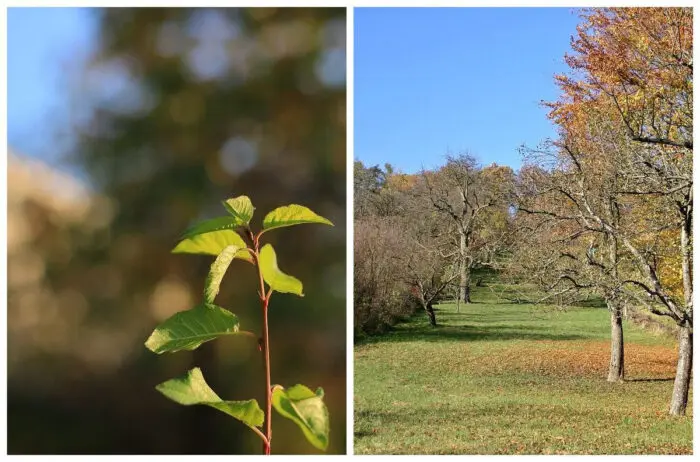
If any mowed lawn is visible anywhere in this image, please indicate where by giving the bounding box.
[354,286,693,455]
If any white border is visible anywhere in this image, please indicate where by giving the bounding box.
[0,0,578,6]
[3,1,698,459]
[345,5,355,457]
[2,0,698,7]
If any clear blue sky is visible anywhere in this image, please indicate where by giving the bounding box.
[354,7,581,173]
[7,8,97,165]
[9,7,580,175]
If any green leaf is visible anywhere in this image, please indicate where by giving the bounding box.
[223,196,254,225]
[272,384,329,451]
[204,245,238,304]
[259,244,303,296]
[262,204,333,232]
[173,229,252,262]
[157,368,264,429]
[145,304,241,354]
[181,216,245,238]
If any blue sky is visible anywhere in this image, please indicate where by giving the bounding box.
[8,7,580,175]
[354,7,581,173]
[7,8,97,165]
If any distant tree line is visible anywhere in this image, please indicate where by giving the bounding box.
[354,157,514,332]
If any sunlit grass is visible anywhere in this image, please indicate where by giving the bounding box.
[354,285,692,454]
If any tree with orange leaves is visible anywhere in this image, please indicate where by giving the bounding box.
[542,7,692,416]
[514,98,637,384]
[553,7,692,150]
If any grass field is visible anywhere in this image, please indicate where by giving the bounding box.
[354,284,693,455]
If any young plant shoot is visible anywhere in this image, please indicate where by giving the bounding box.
[145,196,333,454]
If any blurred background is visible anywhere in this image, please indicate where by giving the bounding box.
[7,7,346,454]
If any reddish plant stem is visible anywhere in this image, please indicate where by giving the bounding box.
[251,230,273,455]
[261,295,271,454]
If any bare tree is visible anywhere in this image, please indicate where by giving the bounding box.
[515,136,631,382]
[394,210,459,327]
[354,216,414,335]
[516,103,692,412]
[422,154,513,303]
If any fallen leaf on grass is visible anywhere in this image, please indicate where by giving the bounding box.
[469,341,677,378]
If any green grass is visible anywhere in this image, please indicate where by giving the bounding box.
[354,284,692,455]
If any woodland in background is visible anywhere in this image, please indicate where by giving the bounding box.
[354,7,692,416]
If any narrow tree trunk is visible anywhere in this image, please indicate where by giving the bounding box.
[680,197,692,312]
[425,301,437,327]
[464,268,472,304]
[605,226,624,383]
[455,285,461,313]
[607,304,624,382]
[669,323,692,416]
[670,202,693,416]
[458,231,468,303]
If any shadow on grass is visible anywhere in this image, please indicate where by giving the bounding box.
[355,285,605,346]
[353,402,656,439]
[354,429,375,438]
[356,320,588,346]
[354,404,692,456]
[626,378,675,383]
[439,311,552,323]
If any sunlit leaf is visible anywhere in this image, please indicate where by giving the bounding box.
[182,216,245,238]
[157,368,264,428]
[272,384,329,451]
[223,196,255,225]
[262,204,333,232]
[145,304,241,354]
[173,229,252,262]
[259,244,303,296]
[204,245,238,304]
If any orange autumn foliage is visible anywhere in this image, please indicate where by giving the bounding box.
[549,8,692,150]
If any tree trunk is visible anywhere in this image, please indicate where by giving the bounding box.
[425,301,437,327]
[669,323,692,416]
[464,269,472,304]
[680,196,692,312]
[455,285,461,313]
[605,226,624,383]
[458,232,468,303]
[607,304,624,382]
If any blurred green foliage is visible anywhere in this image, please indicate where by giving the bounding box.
[7,7,346,455]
